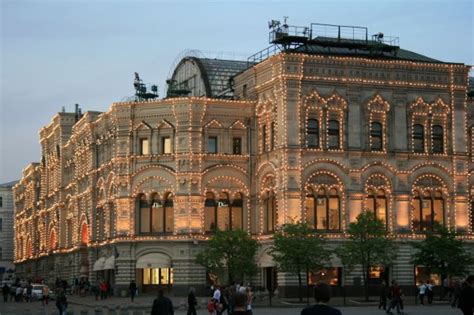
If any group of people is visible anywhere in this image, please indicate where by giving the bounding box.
[418,280,434,305]
[207,283,254,315]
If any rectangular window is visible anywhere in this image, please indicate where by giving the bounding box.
[308,268,341,286]
[140,207,150,233]
[306,196,315,228]
[0,247,2,260]
[162,137,172,154]
[0,197,3,207]
[329,197,340,230]
[151,204,163,233]
[422,199,432,231]
[0,218,2,231]
[413,199,421,231]
[415,266,441,286]
[208,137,218,153]
[316,198,327,229]
[205,206,216,232]
[233,138,242,155]
[140,138,149,155]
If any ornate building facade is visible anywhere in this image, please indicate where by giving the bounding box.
[13,24,474,296]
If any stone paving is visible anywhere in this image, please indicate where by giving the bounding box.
[0,296,462,315]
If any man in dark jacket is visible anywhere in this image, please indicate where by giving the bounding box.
[187,287,197,315]
[151,288,174,315]
[458,275,474,315]
[301,283,342,315]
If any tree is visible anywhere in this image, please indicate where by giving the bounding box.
[411,225,474,280]
[336,211,397,301]
[270,222,331,302]
[196,229,259,284]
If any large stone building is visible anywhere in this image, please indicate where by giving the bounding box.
[1,181,17,281]
[13,23,474,296]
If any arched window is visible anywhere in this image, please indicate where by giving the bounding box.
[412,190,445,231]
[138,193,174,234]
[204,192,216,232]
[307,119,319,148]
[231,193,243,230]
[432,125,443,153]
[306,188,340,231]
[365,189,387,225]
[81,222,89,245]
[49,229,57,250]
[413,124,424,153]
[370,122,383,151]
[204,192,243,232]
[327,120,340,149]
[264,191,276,233]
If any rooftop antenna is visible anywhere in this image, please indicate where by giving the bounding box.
[133,72,159,101]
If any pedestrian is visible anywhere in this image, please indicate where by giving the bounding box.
[245,287,253,315]
[458,275,474,315]
[425,280,434,304]
[378,280,388,310]
[100,280,107,300]
[442,276,450,300]
[129,280,137,302]
[213,285,222,315]
[300,282,342,315]
[92,283,100,301]
[9,285,15,302]
[187,287,197,315]
[386,280,402,314]
[42,285,50,306]
[231,292,248,315]
[418,281,427,305]
[15,285,22,302]
[56,290,68,315]
[208,298,216,315]
[151,287,174,315]
[26,282,33,302]
[2,283,9,303]
[225,286,235,315]
[452,279,462,307]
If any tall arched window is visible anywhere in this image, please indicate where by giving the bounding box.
[305,188,340,231]
[413,124,424,153]
[370,122,383,151]
[365,189,387,225]
[412,190,444,231]
[138,193,174,234]
[327,120,340,149]
[432,125,443,153]
[49,229,57,250]
[81,222,89,245]
[231,193,243,230]
[307,119,319,148]
[204,192,243,232]
[264,191,276,233]
[204,192,216,232]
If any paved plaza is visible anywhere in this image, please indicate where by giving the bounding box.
[0,296,464,315]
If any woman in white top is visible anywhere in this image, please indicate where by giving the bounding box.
[419,282,427,305]
[246,287,253,315]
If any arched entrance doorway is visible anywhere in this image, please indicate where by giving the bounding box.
[136,253,173,293]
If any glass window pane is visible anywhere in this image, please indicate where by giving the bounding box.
[316,197,327,229]
[143,269,150,285]
[140,138,149,155]
[163,137,172,154]
[231,196,243,230]
[413,198,421,230]
[307,119,319,148]
[140,207,150,233]
[433,199,444,226]
[306,196,315,227]
[217,199,230,230]
[376,197,387,224]
[152,205,163,233]
[329,197,340,230]
[413,124,424,152]
[205,205,216,232]
[365,196,375,213]
[208,137,217,153]
[160,268,169,285]
[422,199,432,231]
[151,268,159,285]
[328,120,340,149]
[233,138,242,155]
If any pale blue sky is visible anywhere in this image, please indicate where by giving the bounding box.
[1,0,473,183]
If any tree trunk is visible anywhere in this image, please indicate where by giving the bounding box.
[297,269,303,302]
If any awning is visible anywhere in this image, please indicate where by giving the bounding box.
[136,253,171,269]
[104,255,115,270]
[93,257,106,271]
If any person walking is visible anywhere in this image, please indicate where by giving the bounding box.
[151,287,174,315]
[418,281,427,305]
[187,287,197,315]
[458,275,474,315]
[55,290,68,315]
[231,292,248,315]
[378,281,388,310]
[386,280,403,314]
[42,285,50,306]
[129,280,137,302]
[99,280,107,300]
[300,282,342,315]
[245,287,253,315]
[213,285,222,315]
[426,280,434,304]
[2,284,9,303]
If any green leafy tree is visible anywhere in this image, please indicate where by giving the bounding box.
[196,229,259,284]
[336,212,397,301]
[270,222,331,302]
[411,225,474,280]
